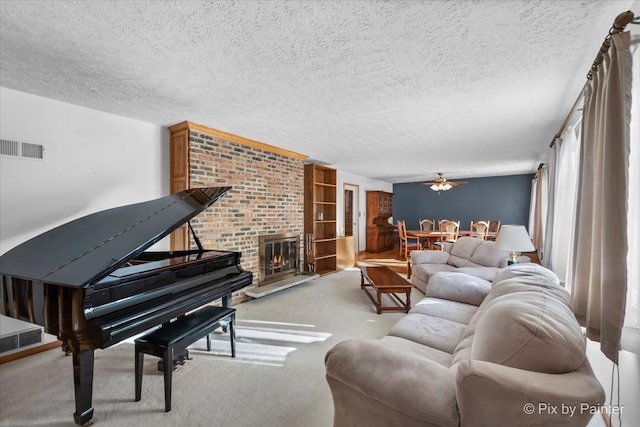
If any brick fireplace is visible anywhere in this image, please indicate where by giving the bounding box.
[169,121,306,303]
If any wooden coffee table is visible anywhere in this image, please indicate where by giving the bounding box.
[359,266,412,314]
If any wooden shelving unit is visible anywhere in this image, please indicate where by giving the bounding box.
[304,164,337,275]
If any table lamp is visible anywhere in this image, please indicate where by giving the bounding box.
[494,225,535,265]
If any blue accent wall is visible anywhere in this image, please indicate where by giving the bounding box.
[392,174,534,231]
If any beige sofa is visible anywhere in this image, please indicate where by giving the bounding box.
[409,236,530,292]
[325,264,605,427]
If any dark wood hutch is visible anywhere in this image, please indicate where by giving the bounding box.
[366,191,394,252]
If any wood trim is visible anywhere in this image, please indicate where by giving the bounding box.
[169,127,190,250]
[168,120,308,160]
[0,340,62,364]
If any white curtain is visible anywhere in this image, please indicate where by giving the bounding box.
[570,31,630,364]
[528,178,536,239]
[622,35,640,352]
[546,120,582,285]
[531,166,549,261]
[543,141,558,270]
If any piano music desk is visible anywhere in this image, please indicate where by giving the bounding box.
[135,305,236,412]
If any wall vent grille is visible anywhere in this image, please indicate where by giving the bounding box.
[0,335,19,353]
[0,139,45,160]
[0,139,20,156]
[19,329,43,347]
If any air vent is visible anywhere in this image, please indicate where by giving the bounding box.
[19,329,42,347]
[0,335,19,353]
[0,139,45,160]
[0,316,44,355]
[0,139,19,156]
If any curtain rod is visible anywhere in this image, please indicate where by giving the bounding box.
[549,10,636,148]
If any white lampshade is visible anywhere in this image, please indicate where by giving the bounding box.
[495,225,535,252]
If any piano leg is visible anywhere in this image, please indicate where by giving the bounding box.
[221,295,231,332]
[72,350,95,426]
[222,294,231,308]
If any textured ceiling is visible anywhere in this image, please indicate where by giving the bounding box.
[0,0,636,183]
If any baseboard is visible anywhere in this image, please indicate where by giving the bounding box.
[0,340,62,364]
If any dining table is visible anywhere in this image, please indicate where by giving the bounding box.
[406,230,498,249]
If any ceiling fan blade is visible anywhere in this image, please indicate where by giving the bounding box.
[423,173,466,187]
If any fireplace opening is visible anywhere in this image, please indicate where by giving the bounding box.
[258,233,301,286]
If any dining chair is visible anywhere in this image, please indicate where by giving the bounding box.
[419,219,435,231]
[438,219,452,230]
[470,221,490,240]
[434,220,460,250]
[418,219,436,249]
[488,220,501,240]
[397,220,421,260]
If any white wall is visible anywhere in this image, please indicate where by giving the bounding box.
[0,87,169,255]
[335,169,393,253]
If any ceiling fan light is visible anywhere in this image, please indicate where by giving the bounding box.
[430,182,452,192]
[426,173,463,192]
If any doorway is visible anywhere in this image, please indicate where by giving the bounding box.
[343,183,360,254]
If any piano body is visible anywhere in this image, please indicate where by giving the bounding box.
[0,187,253,426]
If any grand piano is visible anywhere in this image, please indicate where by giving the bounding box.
[0,187,253,426]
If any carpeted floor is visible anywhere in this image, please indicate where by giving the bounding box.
[0,268,423,427]
[0,267,607,427]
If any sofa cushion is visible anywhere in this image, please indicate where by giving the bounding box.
[411,297,478,325]
[455,266,501,282]
[427,272,491,306]
[488,278,571,306]
[493,263,560,286]
[450,335,473,370]
[488,264,570,305]
[380,335,453,367]
[471,292,586,374]
[468,241,509,268]
[411,250,450,265]
[449,237,484,261]
[446,254,470,268]
[389,313,466,354]
[412,264,457,287]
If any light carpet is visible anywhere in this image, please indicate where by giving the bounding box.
[0,268,606,427]
[0,268,423,427]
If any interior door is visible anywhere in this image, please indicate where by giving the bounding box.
[343,183,359,254]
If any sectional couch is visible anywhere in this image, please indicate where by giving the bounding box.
[408,236,531,292]
[325,264,605,427]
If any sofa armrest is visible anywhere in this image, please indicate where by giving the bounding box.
[325,339,459,427]
[411,250,450,266]
[455,360,605,427]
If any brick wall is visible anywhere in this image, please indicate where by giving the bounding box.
[188,130,305,303]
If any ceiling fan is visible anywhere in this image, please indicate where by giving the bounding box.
[423,173,467,192]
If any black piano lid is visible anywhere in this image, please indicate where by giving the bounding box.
[0,187,231,287]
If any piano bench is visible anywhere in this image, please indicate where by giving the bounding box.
[134,305,236,412]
